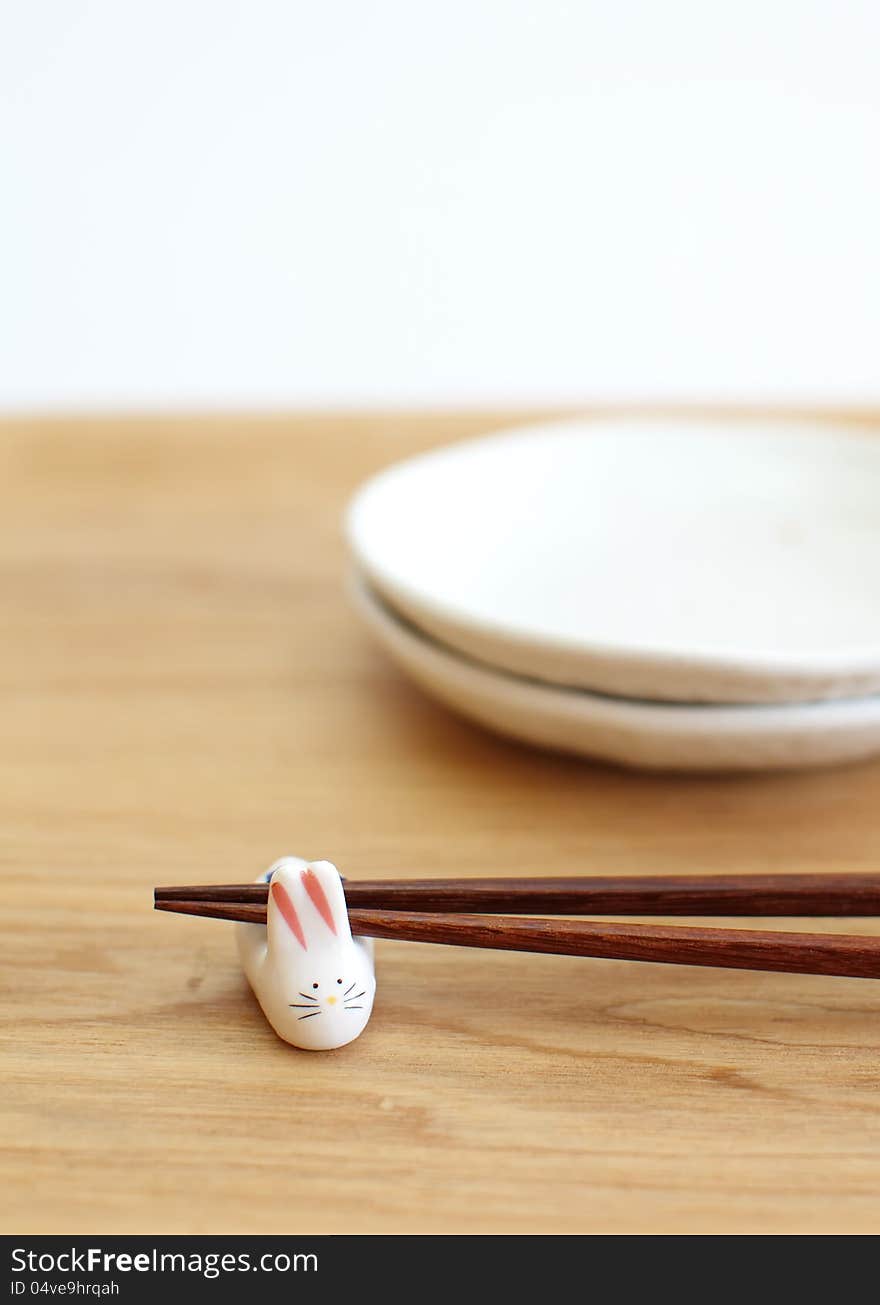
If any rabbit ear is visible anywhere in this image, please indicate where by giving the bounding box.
[266,858,311,955]
[300,860,351,942]
[265,858,351,957]
[270,880,307,948]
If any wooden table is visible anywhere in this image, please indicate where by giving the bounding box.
[3,411,880,1236]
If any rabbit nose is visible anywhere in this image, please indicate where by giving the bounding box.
[326,995,337,1006]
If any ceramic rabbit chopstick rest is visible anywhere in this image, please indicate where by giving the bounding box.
[237,857,376,1050]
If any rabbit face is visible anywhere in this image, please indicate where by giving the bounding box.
[238,857,376,1051]
[272,949,376,1051]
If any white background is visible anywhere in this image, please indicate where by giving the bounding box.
[2,0,879,410]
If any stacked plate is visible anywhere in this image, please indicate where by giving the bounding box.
[347,417,880,770]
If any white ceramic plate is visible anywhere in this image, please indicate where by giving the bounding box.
[352,574,880,771]
[348,417,880,704]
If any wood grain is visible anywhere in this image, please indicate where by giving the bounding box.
[3,410,880,1236]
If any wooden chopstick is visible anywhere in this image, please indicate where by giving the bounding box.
[153,899,880,979]
[153,873,880,916]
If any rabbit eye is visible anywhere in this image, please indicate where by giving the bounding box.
[337,978,342,984]
[312,982,319,989]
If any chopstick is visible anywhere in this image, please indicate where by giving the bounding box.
[153,899,880,979]
[154,873,880,916]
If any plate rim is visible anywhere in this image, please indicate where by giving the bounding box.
[351,572,880,771]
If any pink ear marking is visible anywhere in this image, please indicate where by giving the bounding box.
[301,867,338,935]
[271,881,307,949]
